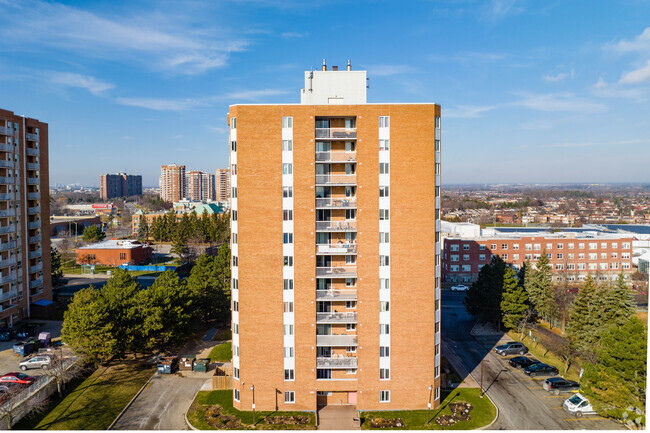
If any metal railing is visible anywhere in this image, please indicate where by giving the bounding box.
[27,192,40,200]
[0,289,17,302]
[29,234,41,244]
[0,160,14,168]
[315,197,356,208]
[26,133,39,141]
[0,126,13,136]
[317,356,358,368]
[0,273,16,285]
[316,290,358,301]
[28,220,41,229]
[315,151,357,162]
[316,243,357,254]
[0,256,17,268]
[0,208,15,217]
[315,128,357,139]
[316,266,357,278]
[0,242,16,253]
[30,263,42,273]
[315,174,356,185]
[26,162,40,170]
[27,177,40,185]
[28,206,41,215]
[0,177,14,185]
[0,143,13,152]
[0,193,13,200]
[316,312,357,324]
[0,225,15,234]
[316,221,357,232]
[316,334,357,347]
[26,147,39,156]
[29,279,43,289]
[29,249,42,259]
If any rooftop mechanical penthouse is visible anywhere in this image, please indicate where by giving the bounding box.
[228,61,442,412]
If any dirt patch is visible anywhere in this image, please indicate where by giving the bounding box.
[368,418,405,428]
[435,401,473,425]
[264,415,311,426]
[204,405,243,429]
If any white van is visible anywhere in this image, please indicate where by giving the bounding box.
[563,393,598,417]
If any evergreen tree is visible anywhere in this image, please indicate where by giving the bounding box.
[567,276,600,356]
[188,210,200,240]
[599,272,635,327]
[137,217,149,242]
[464,255,506,325]
[51,247,65,287]
[171,237,189,263]
[149,217,162,242]
[100,269,142,358]
[187,246,232,324]
[517,261,528,287]
[176,213,192,243]
[524,260,541,309]
[165,208,177,241]
[501,267,530,329]
[210,212,221,243]
[200,208,212,242]
[82,225,105,243]
[534,251,555,324]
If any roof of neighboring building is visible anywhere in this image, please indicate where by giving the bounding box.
[77,239,148,250]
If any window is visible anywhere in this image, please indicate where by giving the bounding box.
[435,139,440,151]
[317,369,331,379]
[380,278,390,290]
[435,116,441,128]
[284,232,293,244]
[234,367,239,379]
[233,256,238,266]
[283,256,293,266]
[231,118,236,129]
[380,255,390,266]
[513,244,519,250]
[282,140,293,151]
[557,243,563,249]
[380,324,390,334]
[379,163,389,174]
[513,254,519,260]
[463,254,469,261]
[622,252,630,259]
[283,186,293,198]
[611,252,618,259]
[600,252,607,259]
[579,253,585,259]
[589,263,597,270]
[346,323,356,331]
[284,369,294,380]
[611,262,619,269]
[501,244,508,250]
[589,243,597,250]
[379,139,390,151]
[119,253,126,260]
[622,242,630,249]
[578,243,585,249]
[380,346,390,357]
[450,265,459,272]
[623,263,630,270]
[434,387,440,400]
[346,301,357,309]
[380,390,390,402]
[435,163,441,174]
[568,253,574,259]
[534,244,541,250]
[233,301,238,312]
[546,253,552,259]
[556,264,564,270]
[568,243,574,249]
[232,279,238,290]
[380,232,390,243]
[233,323,239,334]
[380,368,390,380]
[346,278,357,287]
[282,163,292,174]
[600,263,608,270]
[578,263,586,270]
[380,209,389,220]
[463,244,470,251]
[283,210,293,221]
[450,254,459,262]
[234,389,240,401]
[231,164,237,175]
[600,242,607,249]
[435,366,439,378]
[283,302,293,313]
[612,242,618,249]
[567,263,575,270]
[589,253,597,260]
[524,254,532,260]
[282,116,293,128]
[283,279,293,290]
[490,244,496,250]
[380,301,389,312]
[232,187,237,198]
[479,254,486,261]
[232,233,237,244]
[557,253,563,259]
[284,391,295,403]
[525,244,532,251]
[379,186,389,197]
[284,347,294,358]
[502,254,508,260]
[546,243,553,250]
[346,346,356,353]
[284,325,294,336]
[462,265,471,272]
[232,210,237,221]
[379,116,390,128]
[479,244,486,250]
[450,244,459,251]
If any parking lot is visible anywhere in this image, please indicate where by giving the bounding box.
[0,320,63,379]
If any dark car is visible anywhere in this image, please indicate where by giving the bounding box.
[16,325,37,340]
[494,342,528,356]
[523,363,559,378]
[509,356,541,369]
[0,328,17,341]
[0,372,36,386]
[543,377,580,395]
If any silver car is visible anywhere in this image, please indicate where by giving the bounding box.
[19,355,52,371]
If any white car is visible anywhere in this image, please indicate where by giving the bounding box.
[563,393,597,417]
[450,285,469,292]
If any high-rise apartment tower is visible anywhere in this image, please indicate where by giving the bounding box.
[99,172,142,200]
[229,61,442,412]
[215,168,230,201]
[186,171,216,201]
[159,163,186,203]
[0,109,52,327]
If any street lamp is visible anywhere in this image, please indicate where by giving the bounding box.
[250,385,256,426]
[427,385,433,425]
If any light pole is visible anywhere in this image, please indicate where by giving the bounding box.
[480,360,485,398]
[250,385,255,426]
[427,385,433,425]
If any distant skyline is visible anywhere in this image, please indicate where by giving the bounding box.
[2,0,650,185]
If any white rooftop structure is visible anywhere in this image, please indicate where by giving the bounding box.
[300,59,367,105]
[77,239,147,250]
[440,221,481,238]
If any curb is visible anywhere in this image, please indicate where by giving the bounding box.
[184,386,203,431]
[108,372,156,430]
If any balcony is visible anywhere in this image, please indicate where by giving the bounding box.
[0,241,16,252]
[0,272,16,285]
[0,209,15,217]
[29,279,43,289]
[317,356,358,369]
[315,128,357,140]
[315,174,356,185]
[28,220,41,229]
[0,126,13,136]
[315,197,357,209]
[26,147,39,157]
[316,289,357,301]
[0,290,17,302]
[316,243,357,255]
[0,225,15,235]
[0,160,13,169]
[316,221,357,232]
[30,263,42,274]
[28,206,41,215]
[29,249,42,259]
[316,266,357,278]
[0,193,14,200]
[26,162,40,171]
[316,334,357,347]
[0,177,14,185]
[27,192,40,200]
[27,177,40,185]
[26,133,39,141]
[0,143,13,152]
[315,151,357,163]
[0,257,16,268]
[317,312,357,324]
[29,234,41,244]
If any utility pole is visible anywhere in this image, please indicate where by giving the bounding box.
[250,385,255,426]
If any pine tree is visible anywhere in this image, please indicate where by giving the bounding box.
[599,272,635,327]
[137,217,149,242]
[165,209,177,241]
[501,267,530,330]
[175,213,192,243]
[200,208,212,242]
[567,276,600,356]
[535,251,555,324]
[464,255,506,325]
[188,210,200,241]
[524,260,541,310]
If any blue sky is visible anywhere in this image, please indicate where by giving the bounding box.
[1,0,650,186]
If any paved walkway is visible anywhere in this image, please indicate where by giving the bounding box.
[441,339,479,388]
[317,405,360,430]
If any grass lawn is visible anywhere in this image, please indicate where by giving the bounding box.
[209,342,232,362]
[212,328,232,342]
[187,390,316,430]
[361,388,496,430]
[23,361,154,430]
[507,331,581,381]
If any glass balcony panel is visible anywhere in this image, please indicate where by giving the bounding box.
[316,243,357,254]
[315,197,356,209]
[315,128,357,140]
[316,334,357,346]
[316,289,357,301]
[316,357,357,368]
[316,266,357,278]
[315,221,357,232]
[315,174,356,185]
[315,151,357,162]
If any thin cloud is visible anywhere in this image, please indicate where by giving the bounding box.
[364,64,416,77]
[543,69,574,83]
[480,0,523,22]
[607,27,650,53]
[445,105,498,118]
[592,78,648,102]
[281,32,308,38]
[513,92,606,113]
[115,97,215,111]
[619,60,650,84]
[47,71,114,96]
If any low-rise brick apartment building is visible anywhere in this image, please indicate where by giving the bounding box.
[75,239,152,266]
[442,223,634,284]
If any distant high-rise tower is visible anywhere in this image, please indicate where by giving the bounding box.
[229,62,441,412]
[0,108,52,327]
[159,164,186,202]
[99,173,142,200]
[215,168,230,201]
[186,171,215,201]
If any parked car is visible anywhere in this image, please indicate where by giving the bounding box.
[523,363,559,378]
[508,356,541,369]
[16,325,37,340]
[450,285,469,292]
[494,342,528,356]
[0,328,17,341]
[563,393,597,417]
[543,377,580,395]
[19,354,53,371]
[0,372,36,386]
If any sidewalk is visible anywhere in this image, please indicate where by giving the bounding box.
[441,339,479,388]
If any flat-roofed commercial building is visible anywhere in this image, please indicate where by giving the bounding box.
[229,61,441,413]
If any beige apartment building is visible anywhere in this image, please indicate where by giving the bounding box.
[215,168,230,201]
[229,62,442,413]
[186,170,215,201]
[0,109,52,327]
[159,163,185,203]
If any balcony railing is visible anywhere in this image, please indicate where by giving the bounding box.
[30,263,42,274]
[316,312,357,324]
[27,192,40,200]
[315,174,356,185]
[0,143,13,152]
[28,220,41,229]
[316,289,358,301]
[26,162,40,171]
[315,151,357,162]
[316,243,357,255]
[0,225,15,235]
[28,206,41,215]
[0,257,17,268]
[317,356,358,369]
[0,289,17,302]
[29,234,41,244]
[27,177,40,185]
[0,272,16,285]
[316,334,357,347]
[0,177,14,185]
[26,133,39,141]
[29,249,42,259]
[26,147,39,156]
[0,160,14,169]
[0,193,14,201]
[316,221,357,232]
[315,128,357,140]
[316,266,357,278]
[0,209,15,217]
[315,197,357,209]
[0,126,13,136]
[29,279,43,289]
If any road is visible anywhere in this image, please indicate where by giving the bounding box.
[442,291,624,430]
[55,275,160,297]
